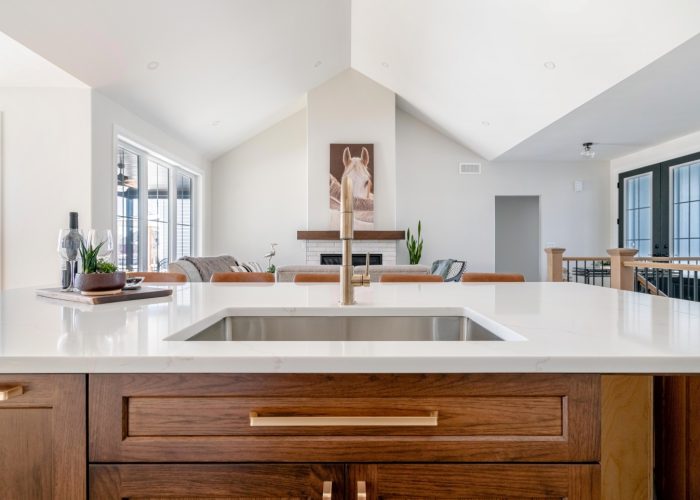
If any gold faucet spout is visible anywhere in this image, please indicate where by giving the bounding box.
[339,176,370,305]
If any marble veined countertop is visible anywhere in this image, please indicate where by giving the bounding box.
[0,282,698,373]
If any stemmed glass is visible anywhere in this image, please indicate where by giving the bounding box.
[86,229,114,261]
[57,229,83,291]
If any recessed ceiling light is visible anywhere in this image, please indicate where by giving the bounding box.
[211,120,220,127]
[147,61,160,70]
[481,121,490,127]
[543,61,556,70]
[381,61,389,68]
[314,60,322,68]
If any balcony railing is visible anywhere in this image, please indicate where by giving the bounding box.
[545,247,700,302]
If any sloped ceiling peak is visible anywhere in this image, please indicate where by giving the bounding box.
[0,0,351,159]
[351,0,700,160]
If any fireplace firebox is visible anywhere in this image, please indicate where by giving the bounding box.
[320,253,383,266]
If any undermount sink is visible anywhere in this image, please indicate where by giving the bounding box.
[175,315,508,341]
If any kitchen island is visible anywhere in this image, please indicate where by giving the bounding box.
[1,281,699,373]
[1,282,698,499]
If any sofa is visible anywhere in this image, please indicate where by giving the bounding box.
[168,255,239,282]
[276,264,430,283]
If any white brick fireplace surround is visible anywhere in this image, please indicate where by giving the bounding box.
[304,240,397,265]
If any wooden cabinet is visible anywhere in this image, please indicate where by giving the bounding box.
[348,464,600,499]
[655,375,700,499]
[89,373,600,463]
[90,464,344,499]
[0,374,85,500]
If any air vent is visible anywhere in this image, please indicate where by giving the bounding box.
[458,162,481,175]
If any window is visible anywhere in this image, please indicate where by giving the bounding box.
[623,173,652,257]
[116,141,197,271]
[618,151,700,258]
[671,160,700,257]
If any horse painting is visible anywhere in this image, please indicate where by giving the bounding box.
[329,144,374,229]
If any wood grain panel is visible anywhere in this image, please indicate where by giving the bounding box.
[90,464,345,499]
[90,373,599,463]
[654,375,700,499]
[127,396,563,437]
[0,409,52,499]
[0,374,86,499]
[601,375,652,500]
[348,464,600,499]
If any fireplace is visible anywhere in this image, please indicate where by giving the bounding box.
[320,253,383,266]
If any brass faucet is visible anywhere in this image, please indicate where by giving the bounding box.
[339,176,370,305]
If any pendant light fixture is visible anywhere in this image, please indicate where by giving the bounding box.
[580,142,596,158]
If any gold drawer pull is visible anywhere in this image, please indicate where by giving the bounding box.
[323,480,332,499]
[357,481,367,500]
[249,411,438,427]
[0,385,23,401]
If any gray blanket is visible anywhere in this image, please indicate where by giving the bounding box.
[181,255,238,282]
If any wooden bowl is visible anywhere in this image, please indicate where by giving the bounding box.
[75,272,126,293]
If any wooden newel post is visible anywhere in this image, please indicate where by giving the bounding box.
[607,248,638,291]
[544,248,565,282]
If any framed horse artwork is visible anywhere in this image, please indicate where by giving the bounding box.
[329,143,374,229]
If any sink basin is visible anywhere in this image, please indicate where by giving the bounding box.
[178,315,506,341]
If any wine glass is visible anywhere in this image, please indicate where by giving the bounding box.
[86,229,114,261]
[57,229,83,291]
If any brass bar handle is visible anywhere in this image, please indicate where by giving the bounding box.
[0,385,23,401]
[322,480,332,499]
[249,411,438,427]
[357,481,367,500]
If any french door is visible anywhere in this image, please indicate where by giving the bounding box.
[618,151,700,258]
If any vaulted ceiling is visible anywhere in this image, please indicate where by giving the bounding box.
[1,0,699,161]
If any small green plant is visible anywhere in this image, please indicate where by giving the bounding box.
[406,220,424,265]
[79,241,116,274]
[267,264,276,274]
[97,260,117,273]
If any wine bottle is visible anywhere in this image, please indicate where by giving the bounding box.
[61,212,82,289]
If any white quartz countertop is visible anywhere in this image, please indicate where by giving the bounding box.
[1,282,699,373]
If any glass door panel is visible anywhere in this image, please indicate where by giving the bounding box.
[623,173,653,257]
[671,161,700,257]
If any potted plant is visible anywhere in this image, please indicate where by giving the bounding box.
[74,241,125,293]
[406,221,424,265]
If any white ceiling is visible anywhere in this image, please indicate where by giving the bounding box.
[1,0,699,161]
[352,0,700,161]
[0,0,350,159]
[497,33,700,162]
[0,30,86,88]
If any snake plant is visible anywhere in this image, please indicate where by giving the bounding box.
[406,220,424,265]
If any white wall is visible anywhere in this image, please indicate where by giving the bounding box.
[90,90,212,255]
[609,129,700,246]
[211,110,307,266]
[396,109,610,279]
[307,69,396,229]
[0,87,92,289]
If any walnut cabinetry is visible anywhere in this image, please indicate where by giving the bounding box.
[0,374,85,500]
[88,373,601,499]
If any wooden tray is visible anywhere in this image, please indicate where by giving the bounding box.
[36,286,173,305]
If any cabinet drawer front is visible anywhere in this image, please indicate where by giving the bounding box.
[90,374,599,463]
[128,396,563,437]
[90,464,344,499]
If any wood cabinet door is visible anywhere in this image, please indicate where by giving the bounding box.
[90,464,345,499]
[347,464,600,500]
[655,375,700,499]
[0,374,85,500]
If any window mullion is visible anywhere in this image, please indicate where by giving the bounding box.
[139,153,149,271]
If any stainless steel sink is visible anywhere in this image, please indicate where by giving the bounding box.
[181,316,505,341]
